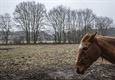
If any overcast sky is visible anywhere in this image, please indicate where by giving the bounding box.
[0,0,115,21]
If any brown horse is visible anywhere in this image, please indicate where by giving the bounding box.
[75,32,115,74]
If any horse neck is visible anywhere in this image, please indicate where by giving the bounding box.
[99,36,115,46]
[96,37,115,64]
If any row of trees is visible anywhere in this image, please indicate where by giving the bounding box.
[47,6,113,43]
[0,1,114,44]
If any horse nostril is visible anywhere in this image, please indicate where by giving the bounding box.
[76,67,80,73]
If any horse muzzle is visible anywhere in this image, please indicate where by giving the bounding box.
[76,66,85,74]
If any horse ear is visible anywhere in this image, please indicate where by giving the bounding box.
[88,32,97,42]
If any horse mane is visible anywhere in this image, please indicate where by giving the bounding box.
[95,35,115,64]
[97,36,115,46]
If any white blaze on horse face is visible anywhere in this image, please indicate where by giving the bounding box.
[79,42,83,49]
[76,42,83,63]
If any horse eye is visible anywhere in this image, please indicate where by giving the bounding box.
[83,47,88,50]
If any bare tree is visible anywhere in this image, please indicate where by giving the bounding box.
[30,2,46,44]
[47,5,67,43]
[66,9,71,43]
[13,1,46,44]
[78,9,96,34]
[95,16,113,35]
[66,9,78,43]
[14,2,31,44]
[0,13,12,44]
[46,11,57,43]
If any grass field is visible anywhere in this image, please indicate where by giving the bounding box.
[0,44,109,80]
[0,45,77,74]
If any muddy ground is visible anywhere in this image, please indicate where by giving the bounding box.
[0,64,115,80]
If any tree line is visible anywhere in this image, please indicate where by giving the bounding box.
[0,1,114,44]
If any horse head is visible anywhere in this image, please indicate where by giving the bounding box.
[76,32,101,74]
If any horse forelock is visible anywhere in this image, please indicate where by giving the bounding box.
[79,33,91,49]
[81,34,90,42]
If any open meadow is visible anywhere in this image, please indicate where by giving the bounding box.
[0,44,113,80]
[0,44,77,71]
